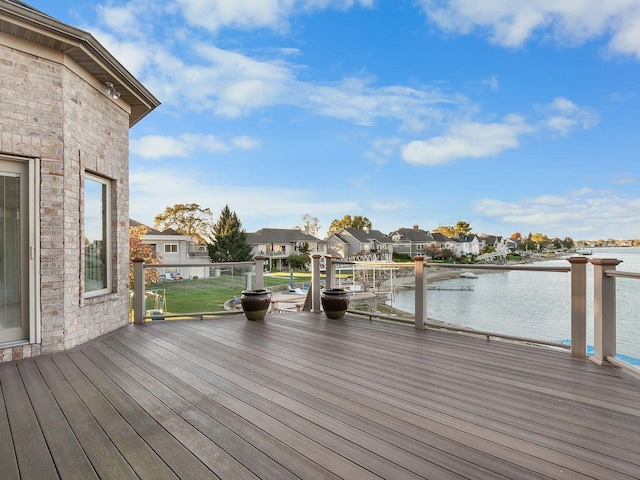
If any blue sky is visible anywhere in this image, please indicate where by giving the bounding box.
[32,0,640,240]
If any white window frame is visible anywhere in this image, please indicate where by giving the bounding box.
[0,155,40,345]
[164,243,178,253]
[84,173,112,298]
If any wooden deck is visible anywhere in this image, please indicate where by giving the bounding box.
[2,312,640,479]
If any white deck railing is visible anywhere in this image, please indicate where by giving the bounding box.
[312,254,639,371]
[133,254,639,371]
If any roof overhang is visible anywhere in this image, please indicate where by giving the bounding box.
[0,0,160,126]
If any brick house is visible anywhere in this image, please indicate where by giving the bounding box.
[0,0,159,361]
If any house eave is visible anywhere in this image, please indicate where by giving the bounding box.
[0,0,160,126]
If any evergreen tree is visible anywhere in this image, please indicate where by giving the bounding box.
[207,205,253,261]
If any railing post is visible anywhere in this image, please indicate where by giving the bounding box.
[568,256,588,358]
[133,258,145,325]
[311,254,322,312]
[325,255,334,289]
[254,256,265,290]
[413,256,427,330]
[590,258,622,365]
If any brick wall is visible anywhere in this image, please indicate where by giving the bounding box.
[0,42,131,361]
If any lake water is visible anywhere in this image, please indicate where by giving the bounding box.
[389,247,640,362]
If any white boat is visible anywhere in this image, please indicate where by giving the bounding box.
[459,272,479,279]
[576,249,593,255]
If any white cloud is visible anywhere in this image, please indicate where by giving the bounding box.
[87,29,155,77]
[130,133,259,159]
[481,75,499,92]
[417,0,640,58]
[540,97,598,135]
[231,136,262,149]
[174,0,375,33]
[88,1,469,129]
[474,190,640,239]
[364,137,403,165]
[401,115,533,165]
[97,3,148,36]
[129,167,363,234]
[304,79,465,130]
[611,174,637,185]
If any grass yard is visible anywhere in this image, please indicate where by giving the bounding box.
[146,273,313,314]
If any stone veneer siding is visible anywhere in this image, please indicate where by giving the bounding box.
[0,40,131,362]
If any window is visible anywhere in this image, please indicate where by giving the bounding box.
[164,244,178,253]
[84,174,111,297]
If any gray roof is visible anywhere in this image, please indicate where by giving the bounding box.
[129,219,181,236]
[343,228,393,244]
[392,228,454,243]
[0,0,160,126]
[247,228,323,245]
[393,227,433,242]
[430,232,452,242]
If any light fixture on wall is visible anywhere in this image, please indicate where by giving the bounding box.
[104,81,121,100]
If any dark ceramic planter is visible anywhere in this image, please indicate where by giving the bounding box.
[240,289,272,321]
[321,288,350,319]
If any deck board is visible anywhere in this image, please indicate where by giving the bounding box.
[34,357,139,480]
[0,364,58,479]
[16,361,99,480]
[2,312,640,479]
[0,380,20,479]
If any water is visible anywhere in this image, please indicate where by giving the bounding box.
[389,247,640,361]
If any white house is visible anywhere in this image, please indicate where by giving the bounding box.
[130,220,212,280]
[246,228,328,271]
[452,234,482,257]
[326,228,394,261]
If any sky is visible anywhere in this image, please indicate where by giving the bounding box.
[29,0,640,240]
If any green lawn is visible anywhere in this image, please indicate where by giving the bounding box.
[145,273,313,314]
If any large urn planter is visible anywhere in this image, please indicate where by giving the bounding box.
[321,288,350,319]
[240,289,272,321]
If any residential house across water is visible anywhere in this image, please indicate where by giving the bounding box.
[326,228,394,261]
[246,228,328,271]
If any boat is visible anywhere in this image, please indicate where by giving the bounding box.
[459,272,479,279]
[576,249,593,255]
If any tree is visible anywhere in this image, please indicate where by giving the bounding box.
[562,237,574,249]
[511,232,522,240]
[129,225,160,288]
[154,203,213,244]
[327,215,372,235]
[298,242,311,255]
[207,205,253,262]
[433,225,455,237]
[295,214,320,237]
[287,253,310,270]
[454,221,472,236]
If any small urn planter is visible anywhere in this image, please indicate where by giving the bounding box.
[240,289,272,321]
[320,288,350,319]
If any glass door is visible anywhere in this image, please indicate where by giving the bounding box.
[0,160,28,344]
